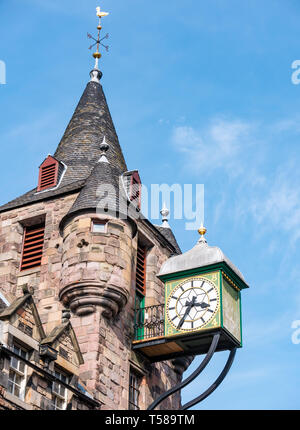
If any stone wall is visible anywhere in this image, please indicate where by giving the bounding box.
[0,193,185,410]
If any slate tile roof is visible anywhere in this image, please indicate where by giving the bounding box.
[154,225,182,255]
[54,81,128,186]
[0,179,85,213]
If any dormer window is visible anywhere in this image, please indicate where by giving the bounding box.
[37,155,64,192]
[122,171,142,210]
[130,172,141,208]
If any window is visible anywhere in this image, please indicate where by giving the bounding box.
[129,370,141,410]
[92,220,107,233]
[52,369,68,410]
[136,243,147,296]
[20,222,45,271]
[37,155,64,192]
[7,345,27,400]
[130,172,141,209]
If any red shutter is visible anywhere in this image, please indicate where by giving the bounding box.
[20,224,45,271]
[136,245,146,295]
[37,156,59,192]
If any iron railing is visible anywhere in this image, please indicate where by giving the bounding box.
[134,303,165,341]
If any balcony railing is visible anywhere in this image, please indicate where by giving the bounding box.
[134,303,165,341]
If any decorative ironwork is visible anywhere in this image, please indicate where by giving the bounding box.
[87,32,109,53]
[134,303,165,341]
[147,333,237,410]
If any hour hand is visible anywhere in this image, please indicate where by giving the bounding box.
[194,302,209,309]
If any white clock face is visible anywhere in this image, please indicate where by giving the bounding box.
[166,277,220,331]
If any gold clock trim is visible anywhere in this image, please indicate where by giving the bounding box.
[221,271,240,292]
[165,276,220,333]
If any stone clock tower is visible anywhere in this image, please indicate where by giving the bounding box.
[0,9,192,411]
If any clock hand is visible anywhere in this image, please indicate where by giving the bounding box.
[186,296,209,309]
[194,302,210,309]
[185,296,198,307]
[177,296,196,329]
[177,306,192,329]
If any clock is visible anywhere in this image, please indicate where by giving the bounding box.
[132,227,249,361]
[166,277,220,332]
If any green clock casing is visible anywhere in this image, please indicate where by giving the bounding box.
[164,270,242,346]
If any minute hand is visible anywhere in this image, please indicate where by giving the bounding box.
[177,296,196,329]
[177,306,192,330]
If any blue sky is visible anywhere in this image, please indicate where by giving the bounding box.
[1,0,300,409]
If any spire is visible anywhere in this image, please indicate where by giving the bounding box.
[54,78,127,189]
[54,7,126,189]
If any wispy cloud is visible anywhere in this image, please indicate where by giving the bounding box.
[171,118,254,176]
[245,160,300,242]
[171,116,300,247]
[227,364,282,388]
[245,311,292,347]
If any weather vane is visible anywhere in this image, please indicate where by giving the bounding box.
[87,6,109,70]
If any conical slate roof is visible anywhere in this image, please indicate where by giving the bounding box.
[0,79,127,212]
[54,80,127,187]
[65,160,124,218]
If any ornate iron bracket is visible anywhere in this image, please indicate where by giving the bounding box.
[147,334,237,410]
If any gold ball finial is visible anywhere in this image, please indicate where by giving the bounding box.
[198,224,207,237]
[93,52,102,59]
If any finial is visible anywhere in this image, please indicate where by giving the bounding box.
[88,6,109,82]
[160,203,170,228]
[197,222,207,244]
[98,136,110,163]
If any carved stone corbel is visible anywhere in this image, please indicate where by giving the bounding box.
[59,280,128,318]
